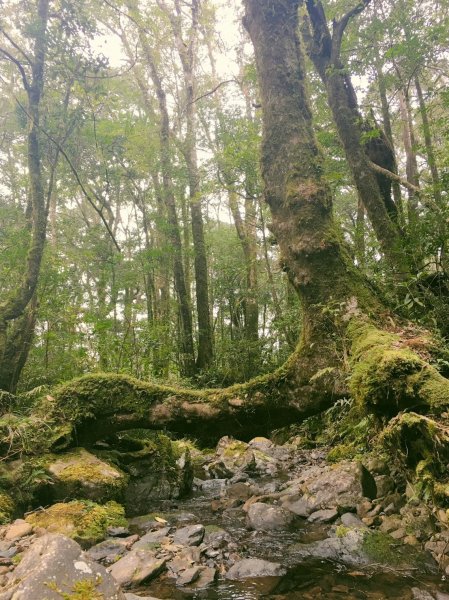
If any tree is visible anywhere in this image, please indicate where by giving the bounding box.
[12,0,449,451]
[0,0,50,392]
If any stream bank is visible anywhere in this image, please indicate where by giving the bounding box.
[1,434,449,599]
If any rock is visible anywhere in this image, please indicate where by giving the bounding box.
[115,434,193,516]
[282,495,313,517]
[193,566,216,588]
[176,566,200,586]
[133,527,170,549]
[340,513,366,528]
[4,520,33,541]
[109,548,166,587]
[108,526,130,537]
[125,594,162,600]
[308,508,338,524]
[45,448,128,503]
[375,475,395,498]
[25,500,127,547]
[225,482,253,501]
[379,515,403,534]
[0,533,124,599]
[364,456,389,475]
[390,528,406,540]
[292,527,436,573]
[226,558,287,580]
[173,524,205,546]
[204,526,231,548]
[246,502,294,530]
[411,589,435,600]
[208,436,280,478]
[282,461,376,517]
[86,535,138,564]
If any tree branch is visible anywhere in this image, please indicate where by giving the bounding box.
[15,97,122,252]
[0,46,30,91]
[332,0,371,63]
[367,160,423,195]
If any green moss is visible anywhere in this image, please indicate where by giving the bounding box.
[46,576,104,600]
[0,491,15,524]
[44,449,128,503]
[348,320,449,416]
[361,530,400,565]
[25,500,127,545]
[327,444,356,462]
[335,525,350,537]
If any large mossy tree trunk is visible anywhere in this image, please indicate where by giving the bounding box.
[6,0,449,454]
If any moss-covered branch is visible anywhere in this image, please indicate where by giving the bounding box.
[349,319,449,416]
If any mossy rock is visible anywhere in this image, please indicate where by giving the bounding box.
[95,431,193,516]
[0,490,15,524]
[25,500,127,547]
[44,448,128,503]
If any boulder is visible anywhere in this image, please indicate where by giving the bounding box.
[282,461,376,516]
[226,558,286,580]
[117,434,193,516]
[207,436,280,478]
[108,548,166,587]
[173,524,205,546]
[0,533,124,599]
[25,500,127,547]
[45,448,128,503]
[86,535,138,564]
[292,527,437,573]
[246,502,293,531]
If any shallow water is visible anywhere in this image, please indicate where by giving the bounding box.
[135,490,449,600]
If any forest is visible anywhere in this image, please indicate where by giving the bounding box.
[1,0,449,598]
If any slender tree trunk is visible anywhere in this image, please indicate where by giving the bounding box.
[415,77,442,205]
[166,0,214,371]
[145,53,196,377]
[375,58,403,224]
[0,0,49,391]
[399,89,420,230]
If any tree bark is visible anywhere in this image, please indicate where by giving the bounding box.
[0,0,49,391]
[302,0,408,275]
[161,0,214,371]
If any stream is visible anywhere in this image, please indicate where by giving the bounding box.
[133,481,449,600]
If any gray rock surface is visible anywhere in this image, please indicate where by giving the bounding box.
[246,502,293,530]
[173,524,205,546]
[226,558,286,580]
[108,548,166,587]
[0,533,124,599]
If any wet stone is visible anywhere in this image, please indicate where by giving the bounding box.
[226,558,287,580]
[308,508,339,524]
[173,524,205,546]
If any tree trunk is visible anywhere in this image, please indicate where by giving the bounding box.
[142,36,197,378]
[302,0,408,275]
[415,77,442,205]
[0,0,49,392]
